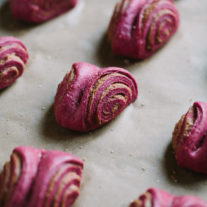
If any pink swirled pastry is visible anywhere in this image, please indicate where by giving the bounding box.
[108,0,180,59]
[130,188,207,207]
[10,0,78,23]
[54,62,138,132]
[172,102,207,174]
[0,146,84,207]
[0,36,29,89]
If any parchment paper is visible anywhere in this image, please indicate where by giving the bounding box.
[0,0,207,206]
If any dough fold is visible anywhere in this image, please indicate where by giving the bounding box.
[172,102,207,174]
[108,0,179,59]
[10,0,78,23]
[130,188,207,207]
[54,62,138,132]
[0,146,84,207]
[0,36,29,89]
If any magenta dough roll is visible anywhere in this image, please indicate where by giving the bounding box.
[0,36,29,89]
[54,62,138,132]
[172,102,207,174]
[108,0,180,59]
[10,0,78,23]
[130,188,207,207]
[0,146,84,207]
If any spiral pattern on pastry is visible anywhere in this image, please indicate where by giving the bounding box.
[172,102,207,174]
[108,0,180,59]
[0,36,29,89]
[0,146,84,207]
[129,188,207,207]
[10,0,78,23]
[54,62,138,132]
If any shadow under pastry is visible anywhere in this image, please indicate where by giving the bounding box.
[40,103,114,143]
[96,33,139,68]
[0,1,35,32]
[0,84,12,95]
[163,142,207,186]
[41,104,83,141]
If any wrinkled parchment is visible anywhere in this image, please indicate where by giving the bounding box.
[0,0,207,206]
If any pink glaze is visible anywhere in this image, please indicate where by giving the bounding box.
[0,146,84,207]
[130,188,207,207]
[54,62,138,132]
[0,36,29,89]
[108,0,180,59]
[172,102,207,174]
[10,0,78,23]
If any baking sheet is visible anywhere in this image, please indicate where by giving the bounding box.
[0,0,207,206]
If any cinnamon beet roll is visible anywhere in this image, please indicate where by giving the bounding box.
[0,36,29,89]
[10,0,78,23]
[108,0,180,59]
[54,62,138,132]
[130,188,207,207]
[0,146,84,207]
[172,102,207,174]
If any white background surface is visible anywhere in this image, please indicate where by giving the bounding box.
[0,0,207,206]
